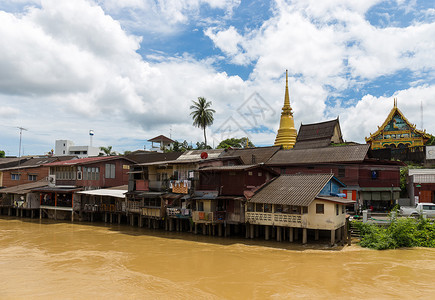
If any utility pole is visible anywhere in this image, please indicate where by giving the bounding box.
[17,127,28,167]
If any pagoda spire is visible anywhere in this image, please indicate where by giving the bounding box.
[274,70,297,149]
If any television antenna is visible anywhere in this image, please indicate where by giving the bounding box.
[17,126,28,166]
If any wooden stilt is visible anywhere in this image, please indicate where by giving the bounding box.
[315,229,319,241]
[302,228,307,244]
[330,229,335,246]
[265,225,269,240]
[218,223,223,237]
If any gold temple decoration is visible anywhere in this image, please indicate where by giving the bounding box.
[274,70,297,149]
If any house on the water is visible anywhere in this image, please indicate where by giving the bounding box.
[246,174,353,245]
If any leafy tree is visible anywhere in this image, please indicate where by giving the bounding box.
[0,150,5,158]
[217,137,254,149]
[99,146,116,156]
[426,135,435,146]
[171,140,193,152]
[190,97,215,148]
[194,142,212,150]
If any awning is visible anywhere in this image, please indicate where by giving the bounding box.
[316,196,355,204]
[360,187,401,192]
[32,187,83,193]
[76,189,127,199]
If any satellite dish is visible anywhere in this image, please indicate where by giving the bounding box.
[200,152,208,159]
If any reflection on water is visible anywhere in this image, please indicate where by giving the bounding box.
[1,216,435,299]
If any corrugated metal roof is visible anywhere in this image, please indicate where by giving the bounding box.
[44,156,128,166]
[0,157,59,171]
[249,174,334,206]
[0,180,49,195]
[176,149,225,161]
[199,164,258,172]
[267,144,370,165]
[316,196,355,204]
[220,146,280,164]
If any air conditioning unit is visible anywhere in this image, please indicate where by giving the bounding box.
[77,171,82,180]
[48,175,56,187]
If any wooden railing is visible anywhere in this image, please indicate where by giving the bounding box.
[246,212,302,226]
[142,207,163,218]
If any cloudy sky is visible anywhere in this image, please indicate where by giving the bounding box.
[0,0,434,156]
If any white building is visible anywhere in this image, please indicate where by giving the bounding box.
[55,140,103,158]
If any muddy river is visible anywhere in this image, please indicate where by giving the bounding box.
[1,217,434,299]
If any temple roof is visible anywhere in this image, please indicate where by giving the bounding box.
[294,118,343,149]
[365,99,430,142]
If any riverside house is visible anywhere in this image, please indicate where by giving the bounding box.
[193,164,278,236]
[246,174,353,245]
[266,144,403,212]
[33,156,134,221]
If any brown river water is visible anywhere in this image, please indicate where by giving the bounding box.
[1,217,435,299]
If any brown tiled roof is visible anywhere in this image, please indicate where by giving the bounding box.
[294,119,342,149]
[249,174,334,206]
[220,146,280,164]
[266,144,370,165]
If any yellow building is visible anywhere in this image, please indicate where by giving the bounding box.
[366,98,431,150]
[274,70,297,149]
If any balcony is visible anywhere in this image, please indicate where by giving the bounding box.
[141,207,163,218]
[246,212,303,227]
[125,201,141,214]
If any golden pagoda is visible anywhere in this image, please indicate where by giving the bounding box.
[274,70,297,149]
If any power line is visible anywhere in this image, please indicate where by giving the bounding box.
[17,127,28,166]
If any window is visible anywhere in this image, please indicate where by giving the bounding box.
[28,175,37,181]
[248,171,253,176]
[197,201,204,211]
[11,174,20,180]
[342,205,345,214]
[302,207,308,214]
[316,203,324,214]
[264,204,272,213]
[275,204,283,213]
[105,164,116,179]
[338,167,345,178]
[336,204,339,215]
[280,167,286,174]
[258,172,262,177]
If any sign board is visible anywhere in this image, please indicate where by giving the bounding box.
[426,145,435,160]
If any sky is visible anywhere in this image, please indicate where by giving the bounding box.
[0,0,434,156]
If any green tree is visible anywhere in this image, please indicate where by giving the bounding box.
[190,97,215,148]
[195,142,212,150]
[0,150,5,158]
[99,146,116,156]
[217,137,254,149]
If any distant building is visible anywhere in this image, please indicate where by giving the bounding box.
[147,135,175,152]
[55,140,103,158]
[294,118,344,149]
[365,98,431,150]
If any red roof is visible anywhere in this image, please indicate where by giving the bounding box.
[148,135,175,143]
[43,156,119,166]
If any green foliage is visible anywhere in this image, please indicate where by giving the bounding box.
[426,135,435,146]
[99,146,116,156]
[166,140,193,152]
[217,137,254,149]
[194,142,212,150]
[0,150,5,158]
[352,213,435,250]
[190,97,215,148]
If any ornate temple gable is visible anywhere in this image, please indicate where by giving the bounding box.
[365,98,431,150]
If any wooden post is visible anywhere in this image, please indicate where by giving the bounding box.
[315,229,319,241]
[8,207,12,216]
[139,216,144,228]
[271,226,276,238]
[255,225,259,238]
[118,214,121,224]
[294,228,298,241]
[202,224,206,235]
[31,210,34,219]
[218,223,223,237]
[110,213,113,224]
[283,226,286,241]
[277,227,281,242]
[289,227,294,242]
[265,225,269,240]
[169,218,173,231]
[104,212,108,223]
[302,228,307,244]
[54,209,57,220]
[245,224,249,239]
[194,223,198,234]
[330,229,335,246]
[250,224,254,239]
[225,224,230,237]
[71,211,74,222]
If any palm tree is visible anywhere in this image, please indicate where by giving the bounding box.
[99,146,116,156]
[190,97,216,148]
